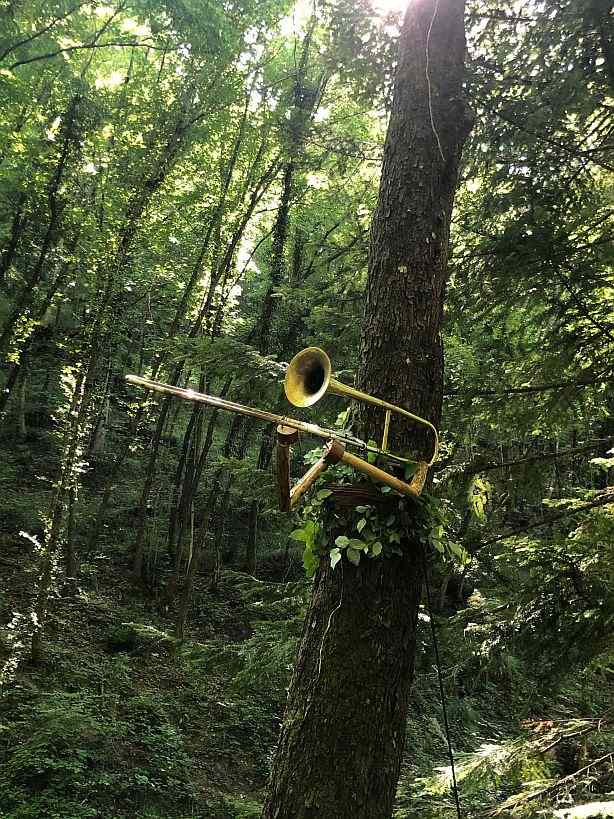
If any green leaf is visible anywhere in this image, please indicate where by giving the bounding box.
[370,541,383,557]
[290,528,308,542]
[356,518,366,533]
[317,489,333,500]
[367,440,378,464]
[347,547,361,566]
[335,535,350,548]
[468,475,492,523]
[404,462,419,479]
[330,548,342,569]
[303,546,319,577]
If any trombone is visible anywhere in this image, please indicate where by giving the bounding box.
[125,348,438,509]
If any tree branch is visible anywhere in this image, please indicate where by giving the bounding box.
[444,374,604,398]
[0,2,85,64]
[475,489,614,552]
[456,440,612,477]
[490,752,614,815]
[9,39,168,70]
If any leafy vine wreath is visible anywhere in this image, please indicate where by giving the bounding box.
[289,449,468,577]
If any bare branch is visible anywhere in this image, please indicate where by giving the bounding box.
[444,374,605,398]
[9,39,168,71]
[454,440,613,478]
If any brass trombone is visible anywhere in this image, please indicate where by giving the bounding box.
[125,349,437,509]
[284,347,439,467]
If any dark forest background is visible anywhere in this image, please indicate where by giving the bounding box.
[0,0,612,816]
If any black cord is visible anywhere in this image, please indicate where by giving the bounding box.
[420,544,463,819]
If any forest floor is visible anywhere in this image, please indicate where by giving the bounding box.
[0,533,278,818]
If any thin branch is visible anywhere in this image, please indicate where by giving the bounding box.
[444,374,604,398]
[483,103,614,172]
[475,490,614,552]
[490,752,614,815]
[456,440,612,477]
[9,39,168,70]
[0,2,85,63]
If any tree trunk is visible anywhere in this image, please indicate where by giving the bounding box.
[0,94,82,358]
[31,360,93,663]
[0,191,27,286]
[65,485,78,580]
[246,500,258,575]
[263,1,473,817]
[16,368,26,436]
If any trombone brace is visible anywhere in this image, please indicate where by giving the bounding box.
[276,425,427,512]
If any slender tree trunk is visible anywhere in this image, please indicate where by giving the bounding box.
[175,476,221,639]
[65,485,77,580]
[263,2,473,816]
[0,94,82,358]
[246,500,257,575]
[0,191,27,286]
[0,229,79,417]
[31,360,93,662]
[131,156,280,574]
[16,368,26,436]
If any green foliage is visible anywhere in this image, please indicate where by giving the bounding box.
[468,475,492,523]
[0,691,197,817]
[0,0,613,817]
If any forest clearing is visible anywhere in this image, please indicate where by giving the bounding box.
[0,0,613,817]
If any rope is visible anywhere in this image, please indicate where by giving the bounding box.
[421,544,462,819]
[425,0,446,164]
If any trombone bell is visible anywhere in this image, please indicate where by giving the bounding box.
[284,347,332,407]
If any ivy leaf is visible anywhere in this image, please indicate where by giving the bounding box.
[356,518,367,533]
[370,541,383,557]
[335,535,350,548]
[317,489,333,500]
[291,528,309,542]
[347,547,361,566]
[303,546,319,577]
[330,548,342,569]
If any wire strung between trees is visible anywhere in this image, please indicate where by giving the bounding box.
[421,543,463,819]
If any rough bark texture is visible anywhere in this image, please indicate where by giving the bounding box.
[265,553,421,819]
[263,1,473,817]
[357,0,473,457]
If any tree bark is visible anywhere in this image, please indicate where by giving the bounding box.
[263,1,473,817]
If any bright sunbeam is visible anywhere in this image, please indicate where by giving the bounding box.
[370,0,408,16]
